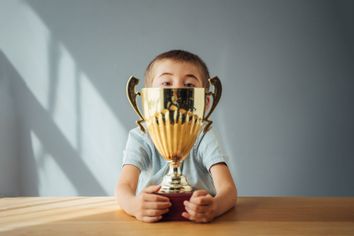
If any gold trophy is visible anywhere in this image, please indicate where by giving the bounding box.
[126,76,222,220]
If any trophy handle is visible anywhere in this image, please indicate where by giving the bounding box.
[203,76,222,132]
[126,76,145,132]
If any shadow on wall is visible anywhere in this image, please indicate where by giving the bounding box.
[0,50,106,196]
[24,0,142,130]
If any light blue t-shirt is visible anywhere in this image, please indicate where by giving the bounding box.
[122,127,228,196]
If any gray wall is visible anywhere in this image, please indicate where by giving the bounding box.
[0,0,353,196]
[0,55,20,196]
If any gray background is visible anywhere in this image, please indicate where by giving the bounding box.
[0,0,353,196]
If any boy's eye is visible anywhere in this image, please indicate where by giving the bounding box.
[161,81,171,86]
[184,83,195,88]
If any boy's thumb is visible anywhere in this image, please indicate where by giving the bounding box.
[143,185,161,193]
[192,189,209,197]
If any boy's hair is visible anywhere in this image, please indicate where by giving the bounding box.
[144,50,210,88]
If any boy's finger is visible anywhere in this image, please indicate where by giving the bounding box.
[181,211,191,220]
[143,185,161,193]
[144,201,172,210]
[144,208,169,217]
[189,194,213,205]
[183,207,207,222]
[143,193,170,202]
[141,215,162,223]
[192,190,209,198]
[184,200,209,213]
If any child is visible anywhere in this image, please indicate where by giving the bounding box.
[116,50,237,223]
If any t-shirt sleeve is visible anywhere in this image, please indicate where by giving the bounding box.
[122,128,150,171]
[197,129,228,171]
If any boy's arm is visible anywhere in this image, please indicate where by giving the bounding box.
[182,163,237,222]
[115,164,140,216]
[210,163,237,217]
[115,164,171,223]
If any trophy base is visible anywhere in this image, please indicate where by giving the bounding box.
[158,192,193,221]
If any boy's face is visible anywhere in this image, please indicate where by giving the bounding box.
[150,59,204,88]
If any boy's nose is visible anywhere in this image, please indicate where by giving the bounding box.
[174,79,184,88]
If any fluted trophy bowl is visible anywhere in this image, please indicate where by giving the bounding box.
[126,76,221,194]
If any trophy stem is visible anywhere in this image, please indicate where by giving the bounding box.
[168,161,181,176]
[159,160,193,193]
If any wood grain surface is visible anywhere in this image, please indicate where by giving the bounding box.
[1,197,353,235]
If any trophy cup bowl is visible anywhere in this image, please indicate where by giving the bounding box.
[126,76,222,221]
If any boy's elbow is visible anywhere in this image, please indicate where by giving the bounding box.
[115,182,127,203]
[115,184,121,202]
[218,183,237,208]
[231,184,238,207]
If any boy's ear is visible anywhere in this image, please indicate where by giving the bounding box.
[205,94,211,111]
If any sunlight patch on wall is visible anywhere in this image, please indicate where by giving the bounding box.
[80,72,126,193]
[51,42,79,150]
[30,131,78,196]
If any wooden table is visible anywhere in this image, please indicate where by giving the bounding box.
[0,197,353,235]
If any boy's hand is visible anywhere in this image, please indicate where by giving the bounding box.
[182,190,217,223]
[133,185,171,223]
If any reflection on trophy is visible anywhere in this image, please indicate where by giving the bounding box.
[126,76,222,220]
